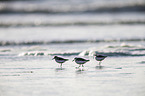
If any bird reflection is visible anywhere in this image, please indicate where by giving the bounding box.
[75,67,86,74]
[76,70,85,74]
[95,66,104,70]
[55,68,65,72]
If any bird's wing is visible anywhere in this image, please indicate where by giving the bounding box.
[97,55,107,57]
[57,57,68,61]
[57,57,65,60]
[77,58,89,61]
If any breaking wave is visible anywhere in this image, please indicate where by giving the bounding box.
[16,43,145,57]
[18,49,145,57]
[0,20,145,27]
[18,51,80,56]
[79,43,145,57]
[0,38,145,46]
[0,1,145,14]
[79,51,145,57]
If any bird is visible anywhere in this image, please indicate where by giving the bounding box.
[94,54,107,66]
[72,57,90,68]
[52,56,69,67]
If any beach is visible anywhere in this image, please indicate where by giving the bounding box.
[0,0,145,96]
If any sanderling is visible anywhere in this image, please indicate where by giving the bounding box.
[94,54,107,66]
[72,57,89,68]
[52,56,69,67]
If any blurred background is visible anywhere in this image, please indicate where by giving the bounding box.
[0,0,145,44]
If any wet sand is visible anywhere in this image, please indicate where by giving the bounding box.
[0,56,145,96]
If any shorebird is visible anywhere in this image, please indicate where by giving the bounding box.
[94,54,107,66]
[72,57,90,68]
[52,56,69,67]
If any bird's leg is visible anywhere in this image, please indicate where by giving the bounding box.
[99,61,101,66]
[82,64,84,67]
[76,65,81,69]
[75,65,80,69]
[60,63,62,68]
[79,64,81,68]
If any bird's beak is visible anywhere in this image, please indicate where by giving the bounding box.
[52,58,54,60]
[72,59,74,62]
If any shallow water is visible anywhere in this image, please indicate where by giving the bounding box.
[0,42,145,96]
[0,56,145,96]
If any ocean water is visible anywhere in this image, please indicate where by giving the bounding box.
[0,0,145,96]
